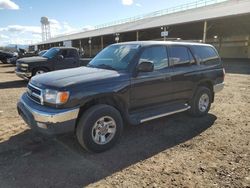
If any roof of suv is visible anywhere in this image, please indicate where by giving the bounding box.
[113,41,213,47]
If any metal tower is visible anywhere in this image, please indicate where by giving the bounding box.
[40,17,51,41]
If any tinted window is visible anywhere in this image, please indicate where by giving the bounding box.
[69,49,78,58]
[42,48,60,59]
[188,50,196,64]
[60,50,74,58]
[169,46,191,66]
[139,46,168,70]
[193,46,220,65]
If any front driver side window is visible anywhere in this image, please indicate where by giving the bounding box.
[61,50,68,58]
[139,46,169,70]
[60,50,75,58]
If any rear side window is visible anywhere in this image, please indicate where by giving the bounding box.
[193,46,220,65]
[139,46,169,70]
[169,46,194,66]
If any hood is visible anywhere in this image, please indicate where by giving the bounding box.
[17,56,47,63]
[30,67,127,89]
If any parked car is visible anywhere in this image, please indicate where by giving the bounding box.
[17,41,225,152]
[18,48,38,59]
[15,47,91,80]
[0,50,17,64]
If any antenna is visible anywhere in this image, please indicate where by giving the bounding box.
[40,17,51,41]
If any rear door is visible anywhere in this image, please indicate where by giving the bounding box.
[168,45,198,101]
[55,49,79,70]
[130,45,175,110]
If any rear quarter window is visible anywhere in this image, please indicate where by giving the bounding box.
[192,45,220,65]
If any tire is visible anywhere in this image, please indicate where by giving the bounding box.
[189,86,212,117]
[2,59,8,64]
[76,104,123,153]
[32,68,48,77]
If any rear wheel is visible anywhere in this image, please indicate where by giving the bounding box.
[189,86,212,117]
[76,104,123,152]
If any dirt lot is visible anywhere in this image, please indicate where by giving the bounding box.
[0,61,249,188]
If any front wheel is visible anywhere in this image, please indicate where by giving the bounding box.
[189,86,212,117]
[76,104,123,152]
[2,59,8,64]
[32,68,48,77]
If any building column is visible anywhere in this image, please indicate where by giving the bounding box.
[203,21,207,43]
[218,36,223,54]
[136,31,139,41]
[248,35,250,59]
[101,36,104,49]
[79,40,82,48]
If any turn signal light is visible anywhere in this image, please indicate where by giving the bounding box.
[58,92,69,104]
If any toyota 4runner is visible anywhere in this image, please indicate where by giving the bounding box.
[17,41,225,152]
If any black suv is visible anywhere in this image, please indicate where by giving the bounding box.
[17,41,225,152]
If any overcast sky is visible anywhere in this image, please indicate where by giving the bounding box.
[0,0,192,46]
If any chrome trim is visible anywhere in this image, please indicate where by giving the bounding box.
[213,82,224,93]
[29,83,42,92]
[20,67,28,71]
[140,104,191,123]
[20,96,79,124]
[27,94,41,105]
[20,63,29,67]
[28,83,44,105]
[15,71,31,80]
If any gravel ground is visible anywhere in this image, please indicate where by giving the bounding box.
[0,62,249,188]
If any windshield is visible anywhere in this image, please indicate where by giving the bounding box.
[38,50,47,56]
[42,48,59,59]
[88,44,140,71]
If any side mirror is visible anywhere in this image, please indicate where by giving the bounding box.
[57,55,64,60]
[137,61,154,72]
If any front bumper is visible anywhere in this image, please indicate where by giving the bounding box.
[7,57,18,65]
[15,70,32,80]
[17,93,79,135]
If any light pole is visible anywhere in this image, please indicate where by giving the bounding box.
[88,38,92,58]
[115,33,120,43]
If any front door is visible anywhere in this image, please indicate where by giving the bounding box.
[130,45,175,110]
[55,49,79,70]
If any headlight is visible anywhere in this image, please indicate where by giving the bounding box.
[43,89,69,104]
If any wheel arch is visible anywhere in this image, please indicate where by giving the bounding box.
[75,94,128,131]
[193,80,214,103]
[32,66,50,75]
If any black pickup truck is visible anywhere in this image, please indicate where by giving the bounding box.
[15,47,91,79]
[17,41,225,152]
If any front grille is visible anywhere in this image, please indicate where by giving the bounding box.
[27,83,43,105]
[27,84,41,95]
[16,63,28,72]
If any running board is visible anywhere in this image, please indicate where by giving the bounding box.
[141,104,190,123]
[129,103,190,125]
